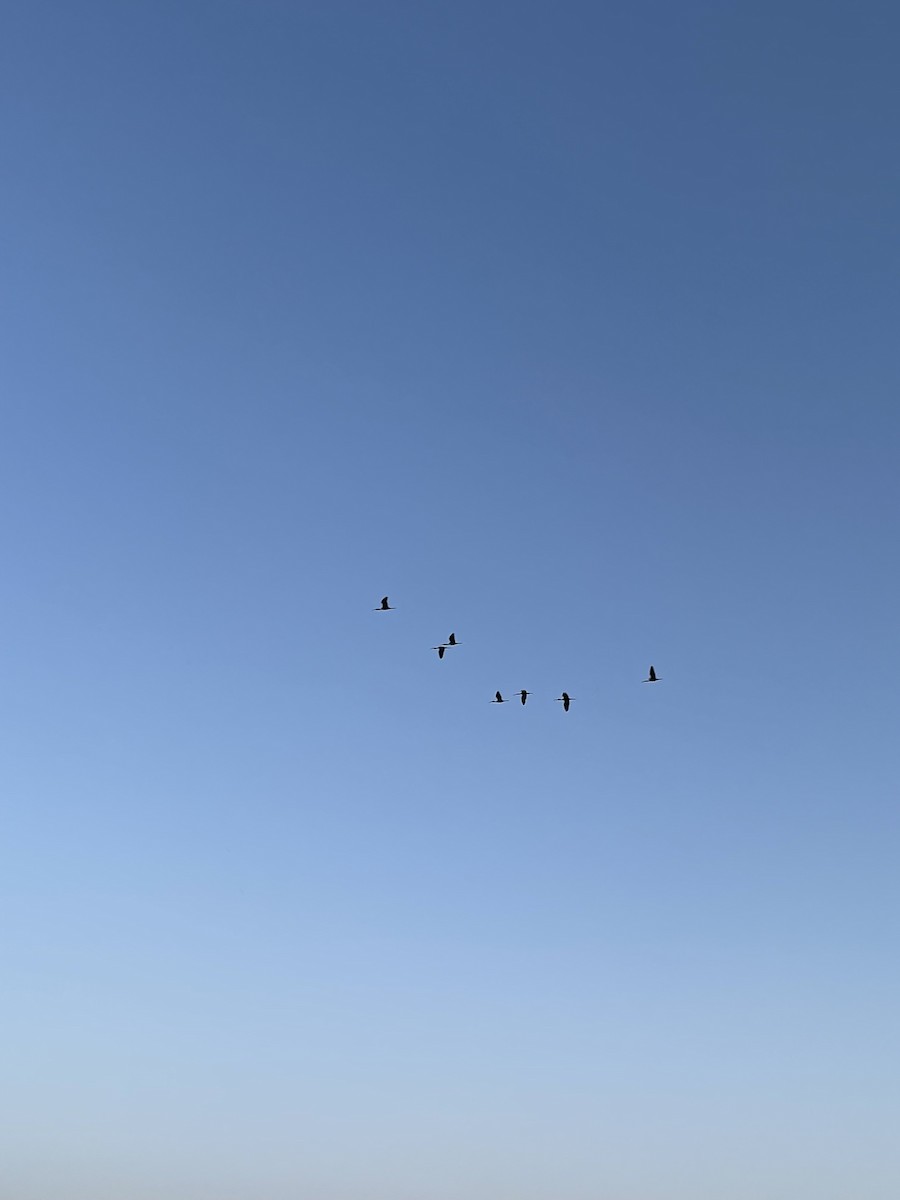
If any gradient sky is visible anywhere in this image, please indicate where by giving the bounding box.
[2,3,899,1198]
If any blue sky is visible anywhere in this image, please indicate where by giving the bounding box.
[2,2,898,1197]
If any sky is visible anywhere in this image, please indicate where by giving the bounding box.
[1,2,899,1197]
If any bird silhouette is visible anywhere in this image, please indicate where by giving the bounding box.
[555,692,572,712]
[517,690,530,705]
[446,633,460,646]
[643,665,660,682]
[374,596,395,610]
[433,644,448,659]
[491,691,508,703]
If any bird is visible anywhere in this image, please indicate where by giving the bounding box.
[432,644,448,659]
[491,691,508,703]
[374,596,395,610]
[446,633,460,646]
[555,692,572,712]
[643,665,660,682]
[516,690,530,705]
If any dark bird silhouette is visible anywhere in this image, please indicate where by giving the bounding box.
[491,691,508,703]
[555,692,572,712]
[643,665,660,682]
[433,644,448,659]
[447,633,460,646]
[517,690,530,705]
[374,596,395,610]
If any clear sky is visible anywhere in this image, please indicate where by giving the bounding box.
[2,2,898,1197]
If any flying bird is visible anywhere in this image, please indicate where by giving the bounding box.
[555,692,572,712]
[446,633,460,646]
[433,644,448,659]
[517,690,530,705]
[491,691,508,703]
[374,596,395,610]
[643,665,660,682]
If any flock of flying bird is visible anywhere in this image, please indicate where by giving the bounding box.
[374,597,661,709]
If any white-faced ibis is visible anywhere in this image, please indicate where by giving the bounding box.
[433,644,448,659]
[491,691,508,703]
[643,665,660,682]
[517,690,530,705]
[555,692,572,712]
[374,596,395,611]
